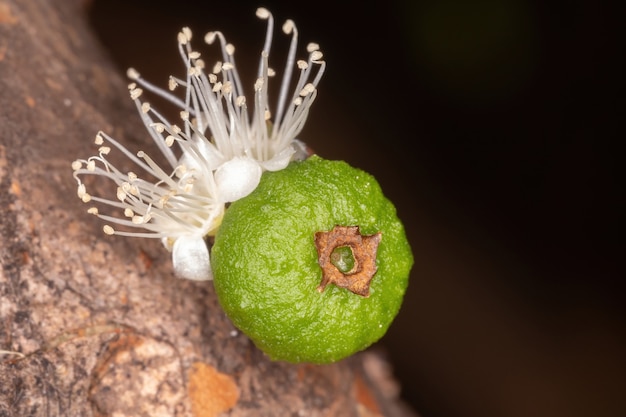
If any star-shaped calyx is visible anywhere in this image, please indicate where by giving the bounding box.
[314,225,382,297]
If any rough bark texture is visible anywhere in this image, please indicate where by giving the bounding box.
[0,1,417,416]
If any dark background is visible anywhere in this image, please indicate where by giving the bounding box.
[87,1,625,416]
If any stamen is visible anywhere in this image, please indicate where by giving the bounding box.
[130,88,143,100]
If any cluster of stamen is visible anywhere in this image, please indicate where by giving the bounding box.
[72,8,325,280]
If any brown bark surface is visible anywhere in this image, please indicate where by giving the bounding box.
[0,1,418,416]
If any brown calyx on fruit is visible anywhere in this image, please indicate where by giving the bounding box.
[314,225,382,297]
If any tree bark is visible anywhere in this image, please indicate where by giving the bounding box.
[0,1,418,416]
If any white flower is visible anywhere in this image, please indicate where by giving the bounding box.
[72,8,325,281]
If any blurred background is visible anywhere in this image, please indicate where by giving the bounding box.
[87,1,625,416]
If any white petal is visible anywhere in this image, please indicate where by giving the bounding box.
[172,234,213,281]
[215,157,262,202]
[258,145,297,171]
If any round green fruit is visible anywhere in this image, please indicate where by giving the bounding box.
[211,155,413,364]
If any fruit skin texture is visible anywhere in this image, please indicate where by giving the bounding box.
[211,155,414,364]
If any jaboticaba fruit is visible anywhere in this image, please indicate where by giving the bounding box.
[211,155,413,364]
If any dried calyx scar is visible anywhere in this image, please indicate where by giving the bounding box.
[72,8,325,280]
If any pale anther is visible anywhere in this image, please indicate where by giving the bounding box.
[256,7,270,19]
[152,123,166,133]
[168,77,178,91]
[299,83,316,96]
[204,31,217,44]
[222,81,232,94]
[282,20,294,34]
[103,225,115,235]
[116,187,126,201]
[130,88,143,100]
[127,67,140,80]
[121,182,132,193]
[87,207,99,215]
[307,42,320,52]
[311,51,323,61]
[182,27,192,41]
[141,102,150,113]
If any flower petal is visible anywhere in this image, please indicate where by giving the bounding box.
[215,157,262,203]
[172,234,213,281]
[258,145,297,171]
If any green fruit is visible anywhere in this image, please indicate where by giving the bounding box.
[211,155,413,364]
